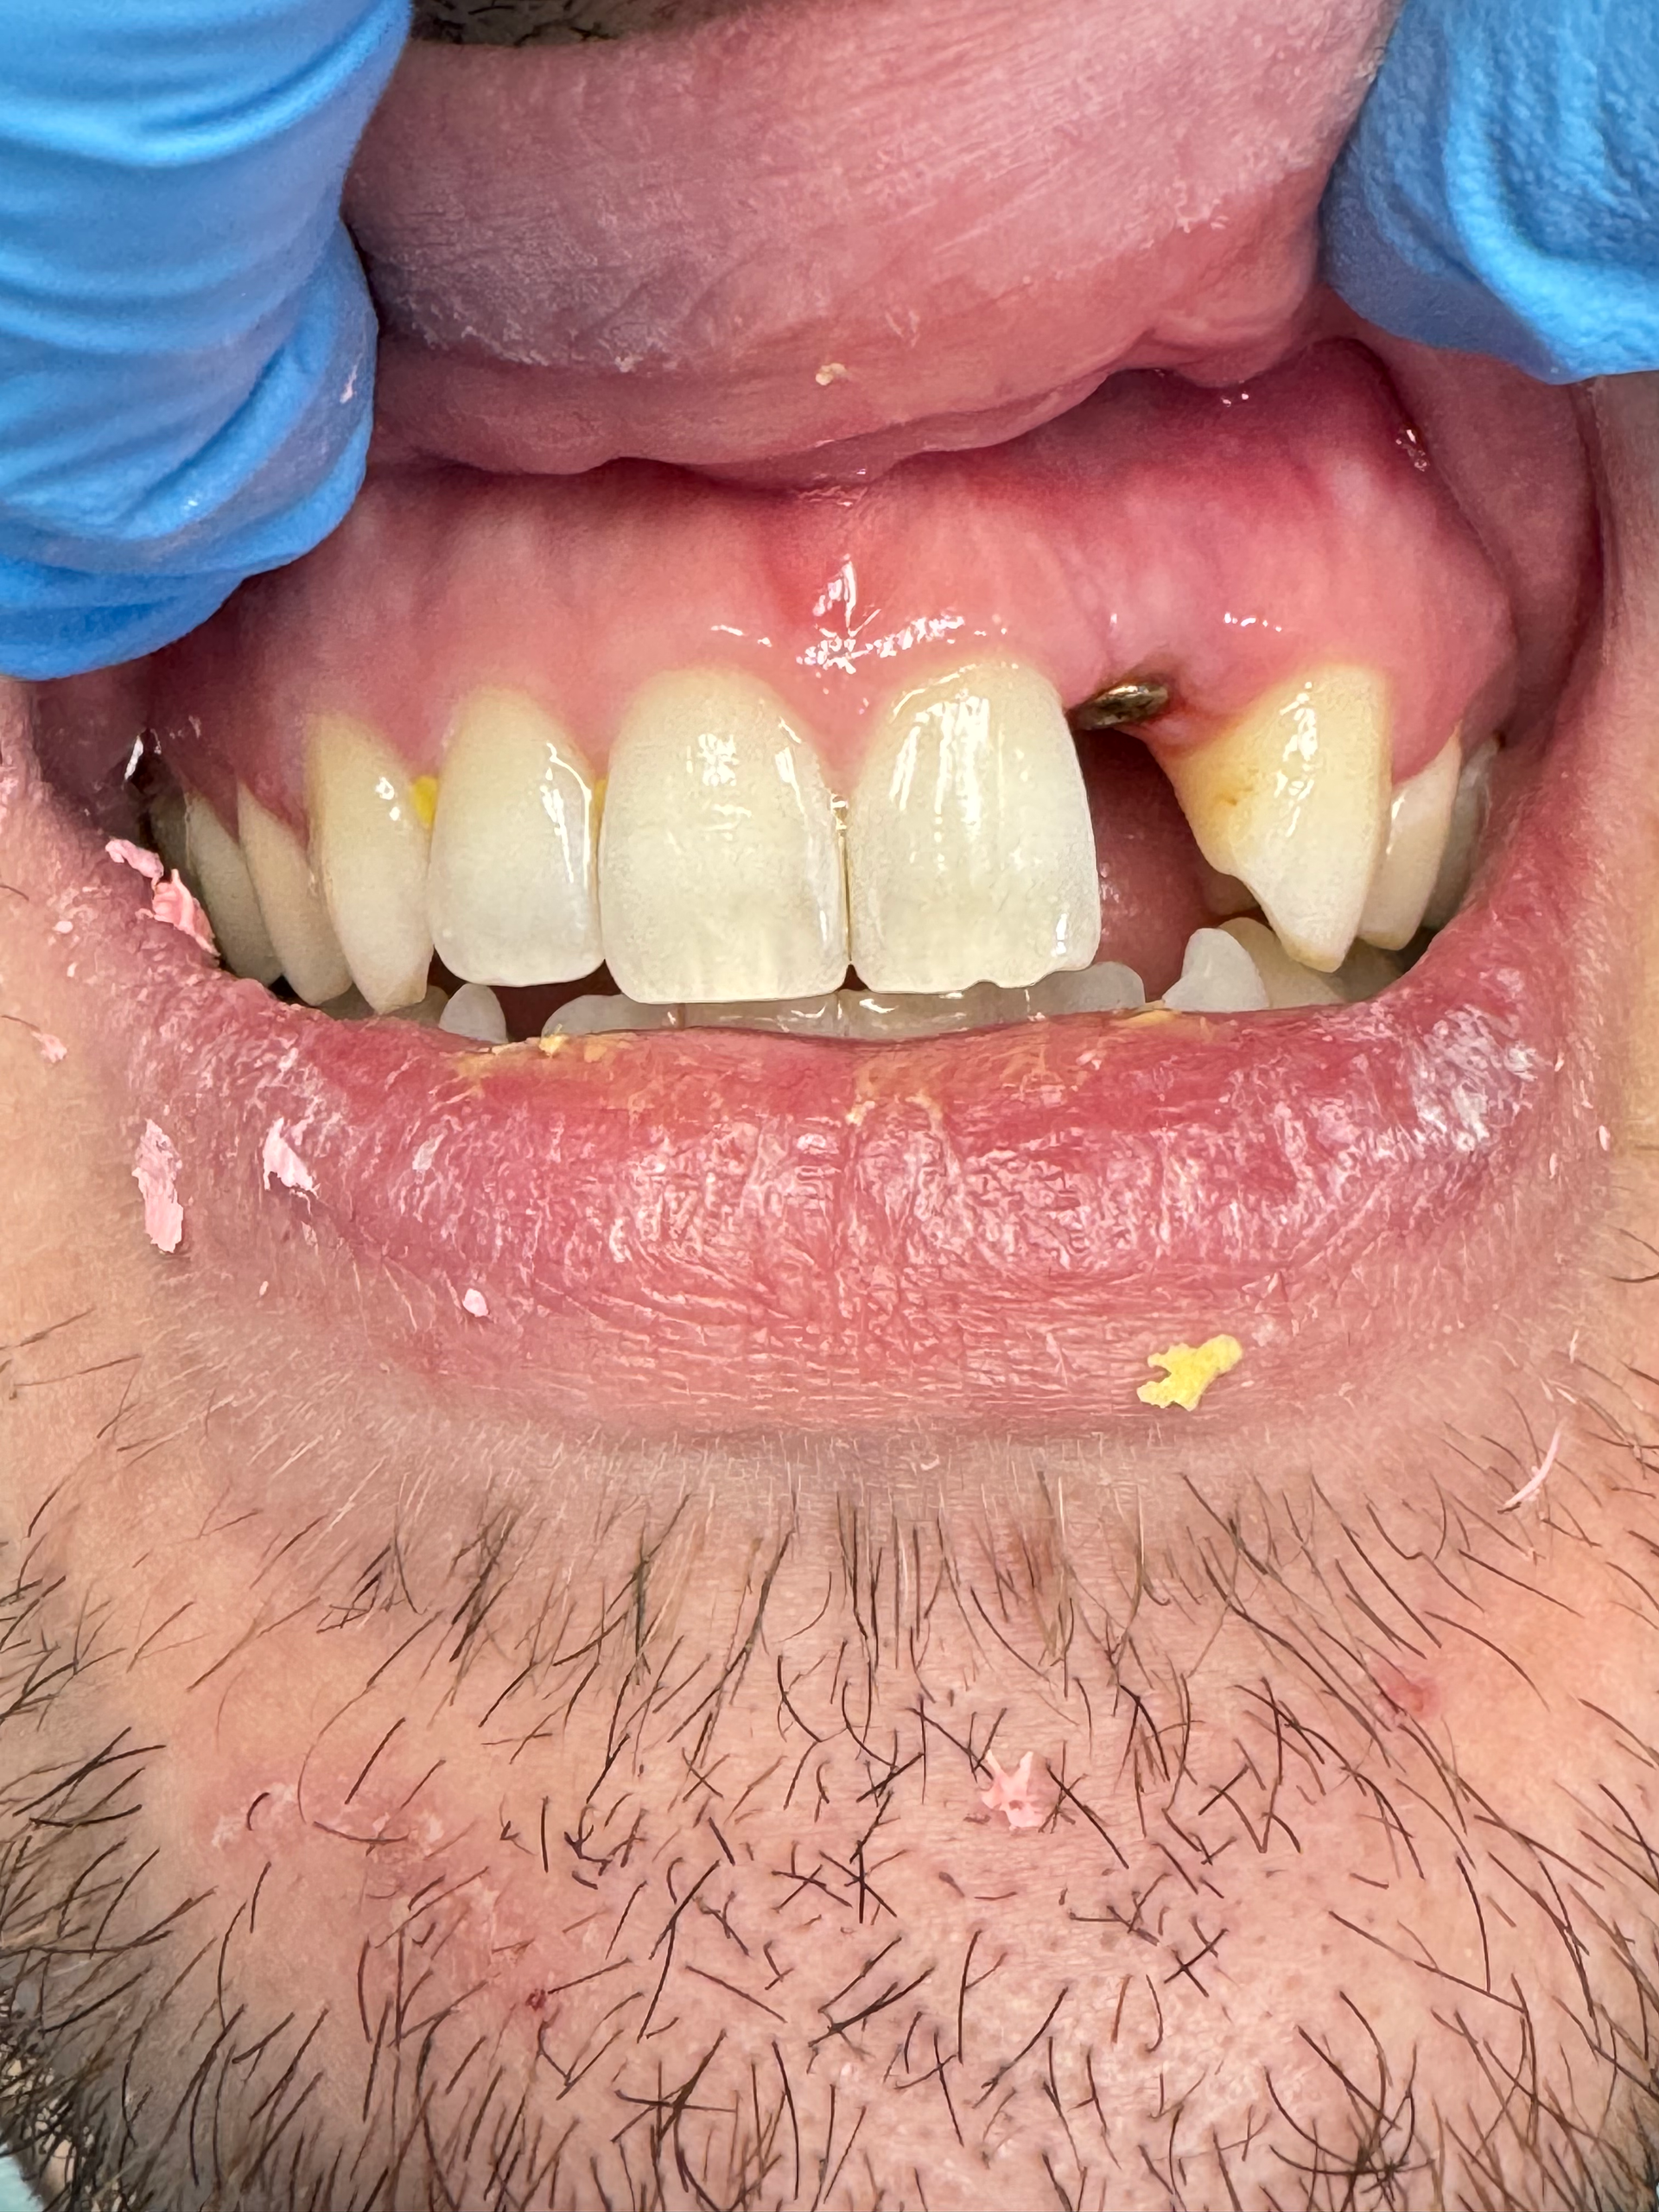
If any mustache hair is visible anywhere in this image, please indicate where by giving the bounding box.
[410,0,749,47]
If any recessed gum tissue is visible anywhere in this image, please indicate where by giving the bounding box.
[143,343,1516,830]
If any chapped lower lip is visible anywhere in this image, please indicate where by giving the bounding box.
[12,601,1615,1436]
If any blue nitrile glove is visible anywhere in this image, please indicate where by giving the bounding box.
[1322,0,1659,381]
[0,0,409,679]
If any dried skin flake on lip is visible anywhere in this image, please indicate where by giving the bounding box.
[104,836,217,955]
[1137,1333,1243,1410]
[133,1120,183,1253]
[261,1121,316,1195]
[980,1751,1046,1831]
[461,1287,489,1318]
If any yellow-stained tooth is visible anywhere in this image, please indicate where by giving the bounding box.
[427,688,603,986]
[237,785,352,1006]
[1156,664,1391,973]
[308,715,434,1013]
[1357,731,1461,950]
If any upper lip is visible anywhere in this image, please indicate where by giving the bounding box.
[345,0,1383,477]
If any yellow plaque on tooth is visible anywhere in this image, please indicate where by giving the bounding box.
[1138,1335,1243,1410]
[410,774,440,830]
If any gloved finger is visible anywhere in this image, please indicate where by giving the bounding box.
[0,0,409,678]
[1320,0,1659,382]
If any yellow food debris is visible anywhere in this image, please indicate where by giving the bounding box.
[1137,1334,1243,1411]
[410,774,440,830]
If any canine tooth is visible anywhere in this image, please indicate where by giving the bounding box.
[543,995,683,1037]
[848,658,1099,992]
[1027,963,1147,1015]
[1158,664,1391,972]
[183,794,282,983]
[1163,926,1269,1013]
[1358,733,1461,949]
[427,688,602,985]
[1219,918,1343,1007]
[439,982,508,1042]
[308,715,433,1013]
[238,786,352,1005]
[599,668,848,1004]
[1422,736,1497,929]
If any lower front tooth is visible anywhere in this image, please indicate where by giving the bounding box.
[308,715,434,1013]
[1219,918,1344,1007]
[184,794,282,984]
[427,688,602,986]
[237,786,353,1006]
[1157,664,1391,973]
[439,982,508,1043]
[598,668,849,1004]
[1163,926,1269,1013]
[847,658,1100,993]
[1421,735,1497,929]
[1357,732,1461,950]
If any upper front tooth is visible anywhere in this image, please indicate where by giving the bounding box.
[1422,735,1497,929]
[237,786,352,1006]
[308,715,434,1013]
[846,658,1100,993]
[597,667,848,1004]
[1156,664,1391,973]
[427,688,603,986]
[1357,732,1461,950]
[185,793,282,984]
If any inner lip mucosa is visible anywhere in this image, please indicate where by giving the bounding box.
[17,315,1611,1433]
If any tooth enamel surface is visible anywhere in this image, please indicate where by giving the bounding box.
[598,668,848,1004]
[1157,664,1391,973]
[847,658,1099,993]
[426,688,602,986]
[237,786,353,1006]
[308,715,434,1013]
[1422,734,1498,929]
[184,794,282,985]
[1027,962,1146,1014]
[1219,918,1343,1007]
[439,982,508,1043]
[1163,925,1269,1013]
[544,995,683,1037]
[1358,731,1461,950]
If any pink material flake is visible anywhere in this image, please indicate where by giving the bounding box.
[461,1288,489,1318]
[261,1121,316,1195]
[35,1031,67,1064]
[980,1751,1046,1831]
[105,837,163,884]
[149,871,217,956]
[133,1120,183,1253]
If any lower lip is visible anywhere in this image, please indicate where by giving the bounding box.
[44,662,1600,1434]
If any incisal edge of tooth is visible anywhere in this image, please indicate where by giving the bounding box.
[184,793,283,984]
[308,714,434,1013]
[237,786,352,1006]
[427,688,602,985]
[847,657,1100,993]
[1220,918,1344,1007]
[1422,735,1497,929]
[598,667,848,1004]
[1157,664,1391,973]
[1357,730,1461,950]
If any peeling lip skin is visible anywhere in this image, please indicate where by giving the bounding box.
[6,0,1650,1440]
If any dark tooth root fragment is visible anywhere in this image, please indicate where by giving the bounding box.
[1067,679,1173,734]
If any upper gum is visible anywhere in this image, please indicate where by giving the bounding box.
[141,340,1516,833]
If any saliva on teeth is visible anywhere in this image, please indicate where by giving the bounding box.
[147,655,1496,1046]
